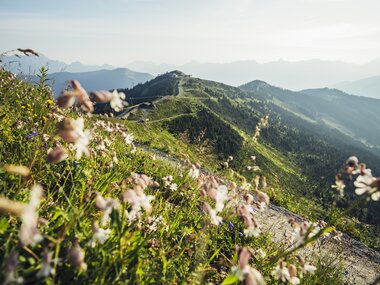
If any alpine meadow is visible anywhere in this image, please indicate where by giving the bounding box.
[1,0,380,284]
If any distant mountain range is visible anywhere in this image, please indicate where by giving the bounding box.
[25,68,154,97]
[240,81,380,153]
[332,75,380,99]
[1,54,115,74]
[126,59,380,91]
[2,53,379,99]
[0,54,154,96]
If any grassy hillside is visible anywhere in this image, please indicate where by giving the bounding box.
[0,68,379,284]
[119,72,380,247]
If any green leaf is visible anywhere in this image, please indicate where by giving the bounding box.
[221,274,239,285]
[0,217,9,234]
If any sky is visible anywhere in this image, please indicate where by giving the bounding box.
[0,0,379,66]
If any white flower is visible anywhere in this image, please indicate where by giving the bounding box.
[215,185,228,212]
[354,174,380,201]
[302,264,316,275]
[331,180,345,197]
[37,250,55,278]
[124,189,154,221]
[210,209,222,225]
[188,166,200,179]
[162,176,173,187]
[74,129,91,159]
[231,265,251,281]
[124,133,134,145]
[19,184,44,246]
[94,193,119,226]
[110,90,126,112]
[291,222,320,247]
[271,263,290,283]
[88,222,111,248]
[169,183,178,192]
[246,267,266,285]
[244,225,261,237]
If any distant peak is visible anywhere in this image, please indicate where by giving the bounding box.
[169,70,186,76]
[240,80,270,90]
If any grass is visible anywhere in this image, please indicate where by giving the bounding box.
[0,68,365,284]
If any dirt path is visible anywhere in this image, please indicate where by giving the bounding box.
[256,205,380,285]
[138,145,380,285]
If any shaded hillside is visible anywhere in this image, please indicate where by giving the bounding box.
[240,81,380,155]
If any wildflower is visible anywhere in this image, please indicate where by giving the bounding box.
[57,94,75,108]
[110,89,126,112]
[4,164,30,177]
[202,202,222,225]
[27,131,38,140]
[230,247,265,285]
[122,174,156,221]
[169,183,178,192]
[261,176,267,190]
[3,252,23,285]
[162,176,173,187]
[72,80,94,113]
[215,185,228,212]
[112,152,119,164]
[250,156,256,161]
[19,184,44,245]
[0,184,44,246]
[91,90,113,103]
[124,133,134,145]
[245,267,266,285]
[243,216,261,237]
[271,261,290,283]
[232,247,251,281]
[254,176,260,190]
[188,164,200,179]
[228,221,234,229]
[243,193,254,205]
[297,256,316,277]
[256,191,270,209]
[228,156,234,161]
[67,239,87,271]
[88,221,111,248]
[253,248,266,258]
[47,146,68,163]
[36,249,55,278]
[331,174,345,197]
[354,174,380,201]
[94,192,119,226]
[345,156,359,174]
[291,221,320,247]
[287,264,300,285]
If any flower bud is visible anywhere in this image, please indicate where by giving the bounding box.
[47,146,68,163]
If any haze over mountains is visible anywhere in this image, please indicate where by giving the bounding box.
[333,75,380,99]
[1,54,153,96]
[2,54,379,99]
[126,59,380,96]
[1,54,115,74]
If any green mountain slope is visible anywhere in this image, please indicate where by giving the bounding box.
[240,81,380,154]
[119,72,380,240]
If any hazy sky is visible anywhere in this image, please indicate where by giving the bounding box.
[0,0,379,65]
